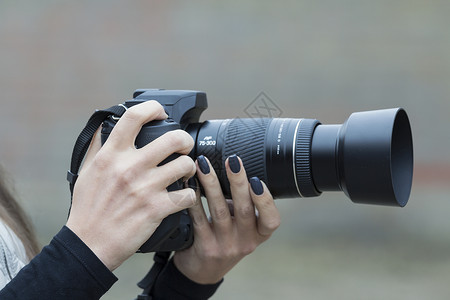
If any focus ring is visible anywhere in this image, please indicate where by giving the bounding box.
[295,119,321,197]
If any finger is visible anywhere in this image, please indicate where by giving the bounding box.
[225,155,256,228]
[196,155,232,230]
[185,178,212,238]
[155,155,196,188]
[249,178,281,237]
[106,101,168,149]
[82,127,102,169]
[139,130,194,167]
[160,188,197,217]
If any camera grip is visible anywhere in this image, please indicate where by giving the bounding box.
[101,118,194,253]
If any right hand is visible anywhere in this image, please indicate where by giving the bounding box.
[66,101,197,271]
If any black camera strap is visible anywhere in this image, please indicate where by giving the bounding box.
[67,104,127,196]
[67,104,172,300]
[135,251,171,300]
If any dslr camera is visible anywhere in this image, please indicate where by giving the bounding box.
[85,89,413,252]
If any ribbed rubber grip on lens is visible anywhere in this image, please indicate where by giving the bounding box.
[295,119,321,197]
[223,118,269,181]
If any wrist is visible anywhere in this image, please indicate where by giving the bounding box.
[152,258,223,299]
[173,253,224,285]
[65,221,122,271]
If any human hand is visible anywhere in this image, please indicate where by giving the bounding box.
[173,154,281,284]
[66,101,197,271]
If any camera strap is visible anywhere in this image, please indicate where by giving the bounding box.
[67,104,127,196]
[135,251,171,300]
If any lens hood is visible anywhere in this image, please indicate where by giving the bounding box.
[338,108,413,207]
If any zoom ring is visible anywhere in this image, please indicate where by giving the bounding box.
[295,119,321,197]
[223,118,269,181]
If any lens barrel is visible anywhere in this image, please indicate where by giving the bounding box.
[188,108,413,207]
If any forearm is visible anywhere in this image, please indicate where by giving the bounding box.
[0,226,117,299]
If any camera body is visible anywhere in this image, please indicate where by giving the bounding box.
[101,90,208,252]
[131,89,207,124]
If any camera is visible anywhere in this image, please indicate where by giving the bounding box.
[99,89,413,252]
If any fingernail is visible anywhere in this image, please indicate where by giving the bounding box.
[250,177,264,195]
[187,177,197,192]
[228,154,241,173]
[197,155,210,174]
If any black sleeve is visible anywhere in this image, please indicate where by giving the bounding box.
[151,258,223,300]
[0,226,117,299]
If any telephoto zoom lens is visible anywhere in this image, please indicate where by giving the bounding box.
[186,108,413,207]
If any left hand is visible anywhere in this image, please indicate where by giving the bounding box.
[173,154,281,284]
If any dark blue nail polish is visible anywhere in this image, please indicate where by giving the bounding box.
[228,154,241,173]
[187,177,197,192]
[250,177,264,195]
[197,155,210,174]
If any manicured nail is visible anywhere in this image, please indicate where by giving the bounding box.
[228,154,241,174]
[250,177,264,195]
[187,177,197,192]
[197,155,210,174]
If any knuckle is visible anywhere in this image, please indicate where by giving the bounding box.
[165,130,193,150]
[212,206,230,221]
[117,165,137,187]
[240,243,257,256]
[220,248,234,260]
[190,212,206,227]
[264,217,281,232]
[91,152,111,171]
[129,100,163,117]
[176,155,196,175]
[222,244,253,258]
[236,205,255,219]
[228,246,241,258]
[146,100,163,110]
[176,130,194,149]
[201,245,222,261]
[122,106,142,121]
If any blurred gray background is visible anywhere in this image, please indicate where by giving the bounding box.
[1,0,449,299]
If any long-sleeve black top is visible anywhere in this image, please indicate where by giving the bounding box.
[0,226,221,299]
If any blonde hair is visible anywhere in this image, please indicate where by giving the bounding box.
[0,168,40,260]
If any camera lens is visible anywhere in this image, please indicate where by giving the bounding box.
[187,108,413,207]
